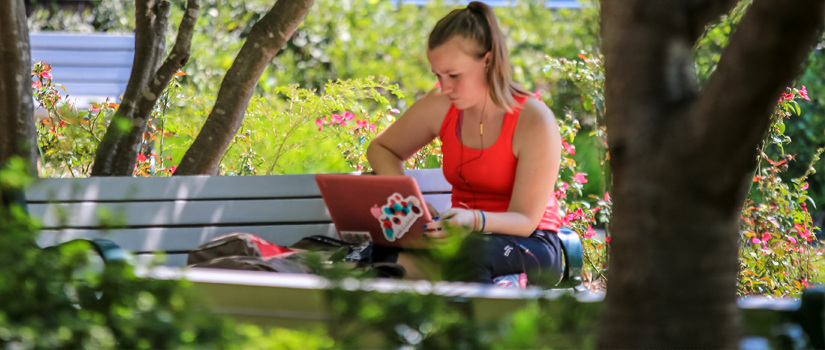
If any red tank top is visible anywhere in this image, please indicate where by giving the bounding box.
[438,95,562,232]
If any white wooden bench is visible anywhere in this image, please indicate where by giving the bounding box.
[26,168,582,279]
[30,32,135,109]
[25,169,587,329]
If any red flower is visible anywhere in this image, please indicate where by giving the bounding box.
[136,153,147,162]
[799,85,811,101]
[605,236,611,243]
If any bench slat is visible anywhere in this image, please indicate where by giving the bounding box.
[30,33,136,51]
[48,66,131,83]
[37,224,338,253]
[29,194,453,229]
[54,83,126,98]
[26,169,451,202]
[32,50,134,67]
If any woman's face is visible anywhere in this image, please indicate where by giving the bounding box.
[427,36,490,110]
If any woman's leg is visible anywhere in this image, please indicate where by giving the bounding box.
[442,230,564,287]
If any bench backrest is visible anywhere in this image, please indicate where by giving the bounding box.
[26,169,452,266]
[30,32,135,104]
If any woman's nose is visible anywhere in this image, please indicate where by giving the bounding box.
[439,80,452,93]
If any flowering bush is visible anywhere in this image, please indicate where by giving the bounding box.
[738,87,824,296]
[546,53,611,289]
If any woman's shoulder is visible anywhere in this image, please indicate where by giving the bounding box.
[405,88,453,131]
[416,88,453,113]
[516,96,556,127]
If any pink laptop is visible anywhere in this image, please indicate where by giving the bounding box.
[315,174,433,248]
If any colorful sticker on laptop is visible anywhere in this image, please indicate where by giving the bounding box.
[341,231,372,244]
[370,193,423,242]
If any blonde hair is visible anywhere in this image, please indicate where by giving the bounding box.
[428,1,528,111]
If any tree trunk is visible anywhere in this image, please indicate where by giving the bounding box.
[91,0,199,176]
[0,0,37,174]
[599,0,824,348]
[174,0,315,175]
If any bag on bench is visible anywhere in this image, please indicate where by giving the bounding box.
[187,233,308,273]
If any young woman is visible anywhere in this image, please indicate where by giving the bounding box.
[366,1,564,287]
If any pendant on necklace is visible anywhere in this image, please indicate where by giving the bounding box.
[480,122,484,136]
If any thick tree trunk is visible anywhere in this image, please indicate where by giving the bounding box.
[174,0,315,175]
[599,0,824,348]
[91,0,199,176]
[0,0,37,174]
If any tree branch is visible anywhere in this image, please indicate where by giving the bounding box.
[134,0,199,121]
[691,0,824,183]
[684,0,740,42]
[174,0,315,175]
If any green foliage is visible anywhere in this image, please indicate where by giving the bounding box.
[0,160,241,348]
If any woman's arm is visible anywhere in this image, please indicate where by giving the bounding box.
[433,98,561,237]
[367,89,450,176]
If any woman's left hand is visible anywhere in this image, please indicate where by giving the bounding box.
[439,208,476,230]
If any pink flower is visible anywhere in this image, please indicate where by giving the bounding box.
[802,182,809,190]
[789,236,797,244]
[605,236,611,243]
[604,192,611,201]
[343,111,355,122]
[800,85,811,101]
[315,118,325,131]
[390,108,400,114]
[91,106,100,112]
[761,233,771,243]
[583,224,596,239]
[368,123,377,133]
[575,207,585,218]
[561,139,576,155]
[331,114,344,125]
[435,81,441,87]
[782,91,795,101]
[356,119,368,128]
[573,173,588,184]
[31,80,42,89]
[166,165,177,174]
[39,70,52,79]
[356,164,363,171]
[136,153,147,162]
[751,237,761,245]
[795,223,812,241]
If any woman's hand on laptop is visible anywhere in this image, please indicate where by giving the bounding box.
[423,208,474,241]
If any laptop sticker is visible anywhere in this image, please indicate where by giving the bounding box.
[371,193,423,242]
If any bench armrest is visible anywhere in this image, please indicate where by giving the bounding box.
[557,227,584,288]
